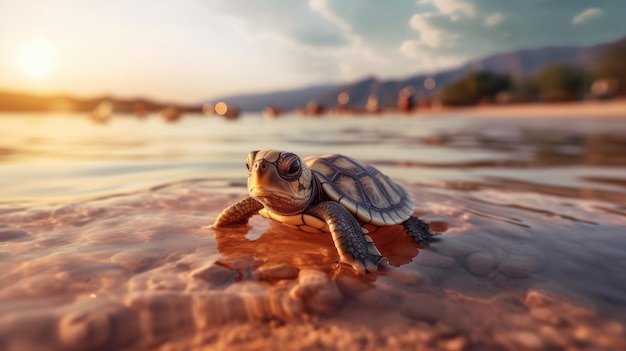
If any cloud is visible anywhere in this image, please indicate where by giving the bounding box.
[208,0,350,50]
[409,13,454,48]
[398,40,463,70]
[402,1,476,70]
[406,1,479,55]
[572,8,604,25]
[419,0,475,20]
[484,12,504,27]
[399,40,423,59]
[309,0,351,32]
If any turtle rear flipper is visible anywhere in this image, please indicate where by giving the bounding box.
[306,201,382,274]
[402,216,437,246]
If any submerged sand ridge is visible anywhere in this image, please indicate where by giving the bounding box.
[1,179,626,350]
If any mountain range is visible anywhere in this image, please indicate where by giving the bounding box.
[210,36,621,112]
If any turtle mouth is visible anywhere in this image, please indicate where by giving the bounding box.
[249,187,293,200]
[249,187,306,215]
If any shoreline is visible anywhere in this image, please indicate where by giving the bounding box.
[418,99,626,118]
[2,99,626,119]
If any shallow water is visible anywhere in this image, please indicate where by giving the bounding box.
[1,112,626,350]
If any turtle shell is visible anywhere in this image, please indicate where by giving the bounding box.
[305,154,415,226]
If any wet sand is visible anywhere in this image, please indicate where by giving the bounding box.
[1,179,625,351]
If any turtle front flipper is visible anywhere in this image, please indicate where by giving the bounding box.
[402,216,437,246]
[306,201,383,274]
[214,196,264,227]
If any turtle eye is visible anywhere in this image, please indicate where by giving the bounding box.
[246,150,258,172]
[287,159,301,176]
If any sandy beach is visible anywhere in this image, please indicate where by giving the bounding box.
[421,99,626,119]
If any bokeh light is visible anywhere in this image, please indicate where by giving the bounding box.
[423,77,436,90]
[215,102,228,115]
[337,92,350,105]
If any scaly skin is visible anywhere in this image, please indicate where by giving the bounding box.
[213,149,438,275]
[306,201,382,274]
[402,216,436,246]
[214,196,264,227]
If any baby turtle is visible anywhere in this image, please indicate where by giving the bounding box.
[214,150,436,274]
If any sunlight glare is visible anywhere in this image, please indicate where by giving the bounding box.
[17,38,58,78]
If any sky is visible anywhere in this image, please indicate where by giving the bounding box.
[0,0,625,104]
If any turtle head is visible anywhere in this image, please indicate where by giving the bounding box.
[246,150,316,215]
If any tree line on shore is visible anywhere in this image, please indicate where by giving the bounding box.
[437,38,626,107]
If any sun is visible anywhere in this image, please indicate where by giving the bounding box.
[17,38,58,78]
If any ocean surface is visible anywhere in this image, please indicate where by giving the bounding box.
[1,112,626,350]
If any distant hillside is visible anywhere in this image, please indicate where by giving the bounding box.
[207,84,338,113]
[463,41,609,79]
[313,39,615,109]
[212,36,620,111]
[0,91,199,113]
